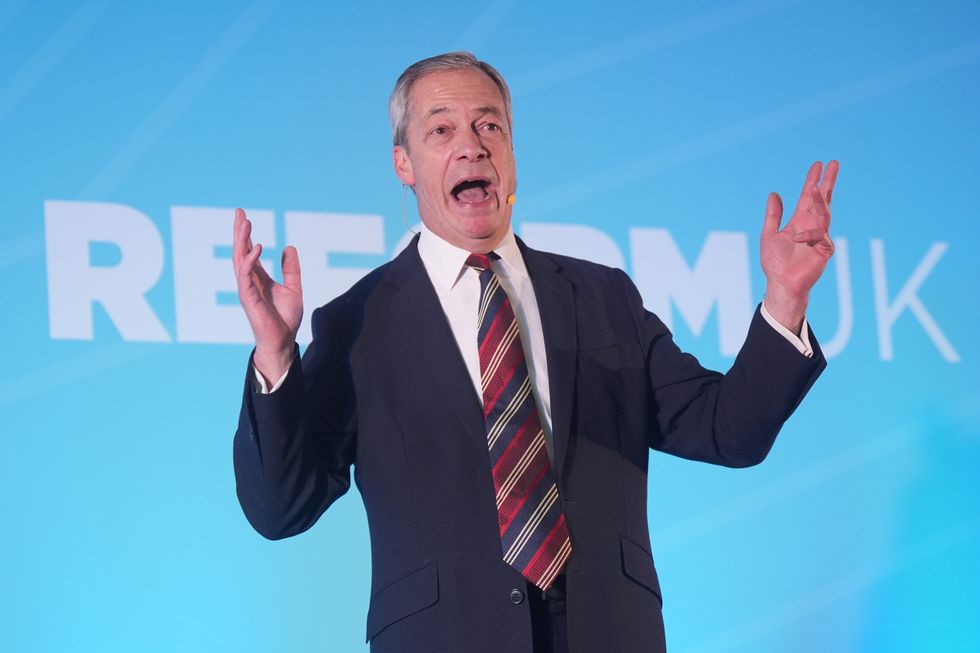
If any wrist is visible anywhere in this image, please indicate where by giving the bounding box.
[763,285,807,335]
[253,344,294,385]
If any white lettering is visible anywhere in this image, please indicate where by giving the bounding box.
[39,200,961,365]
[628,228,753,356]
[871,239,959,362]
[44,200,169,341]
[285,212,385,344]
[171,206,276,343]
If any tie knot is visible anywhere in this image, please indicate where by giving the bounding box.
[466,252,494,271]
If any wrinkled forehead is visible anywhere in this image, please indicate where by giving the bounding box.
[407,69,507,124]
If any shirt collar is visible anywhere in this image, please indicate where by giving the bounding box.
[417,223,529,293]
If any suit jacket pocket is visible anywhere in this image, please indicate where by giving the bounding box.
[578,343,621,371]
[621,534,663,607]
[366,562,439,642]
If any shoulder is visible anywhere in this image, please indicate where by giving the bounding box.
[326,261,394,309]
[520,241,634,291]
[318,238,422,311]
[308,238,422,337]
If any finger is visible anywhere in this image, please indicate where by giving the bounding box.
[233,208,248,268]
[820,159,839,205]
[250,245,274,286]
[793,184,830,236]
[238,209,257,253]
[795,229,835,257]
[795,161,824,213]
[236,245,270,315]
[281,245,302,294]
[806,160,823,185]
[813,182,830,231]
[792,227,828,244]
[237,241,263,288]
[236,235,275,289]
[763,192,783,235]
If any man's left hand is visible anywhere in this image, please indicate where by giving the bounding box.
[761,160,839,333]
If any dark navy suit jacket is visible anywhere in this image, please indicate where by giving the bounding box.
[233,236,825,652]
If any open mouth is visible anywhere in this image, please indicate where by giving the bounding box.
[451,178,493,204]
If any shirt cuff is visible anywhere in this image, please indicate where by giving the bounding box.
[760,301,814,358]
[253,365,290,394]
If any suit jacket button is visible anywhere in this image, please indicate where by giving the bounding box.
[510,588,525,605]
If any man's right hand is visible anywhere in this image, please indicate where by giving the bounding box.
[233,207,303,385]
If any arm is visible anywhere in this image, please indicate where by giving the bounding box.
[628,280,825,467]
[231,208,355,539]
[233,306,357,540]
[628,161,838,466]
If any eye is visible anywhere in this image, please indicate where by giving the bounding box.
[429,125,450,136]
[480,121,502,133]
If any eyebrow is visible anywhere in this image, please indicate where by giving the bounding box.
[422,105,505,121]
[474,106,504,120]
[424,106,450,120]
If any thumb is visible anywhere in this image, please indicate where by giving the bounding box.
[281,245,302,294]
[763,192,783,235]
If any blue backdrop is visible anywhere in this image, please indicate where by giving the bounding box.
[2,1,978,651]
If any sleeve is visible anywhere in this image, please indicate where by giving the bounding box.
[232,304,357,539]
[252,365,290,394]
[616,269,826,468]
[760,300,814,357]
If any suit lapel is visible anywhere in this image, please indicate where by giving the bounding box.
[383,238,490,464]
[518,240,579,480]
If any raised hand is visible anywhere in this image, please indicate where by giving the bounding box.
[760,160,839,333]
[233,208,303,383]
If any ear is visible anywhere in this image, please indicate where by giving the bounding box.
[393,146,414,186]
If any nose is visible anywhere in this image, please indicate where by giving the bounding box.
[455,127,488,161]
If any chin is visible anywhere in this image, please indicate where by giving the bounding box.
[460,216,507,238]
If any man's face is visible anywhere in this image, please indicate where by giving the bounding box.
[393,68,516,253]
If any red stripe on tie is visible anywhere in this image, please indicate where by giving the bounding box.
[482,364,519,419]
[522,513,571,589]
[491,410,543,473]
[495,458,549,535]
[479,319,508,364]
[493,412,541,474]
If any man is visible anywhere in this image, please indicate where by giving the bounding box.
[232,52,837,653]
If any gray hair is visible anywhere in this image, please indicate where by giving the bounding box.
[389,51,512,149]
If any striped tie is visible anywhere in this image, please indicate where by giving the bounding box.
[466,252,572,591]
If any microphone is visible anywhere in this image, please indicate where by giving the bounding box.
[506,193,517,205]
